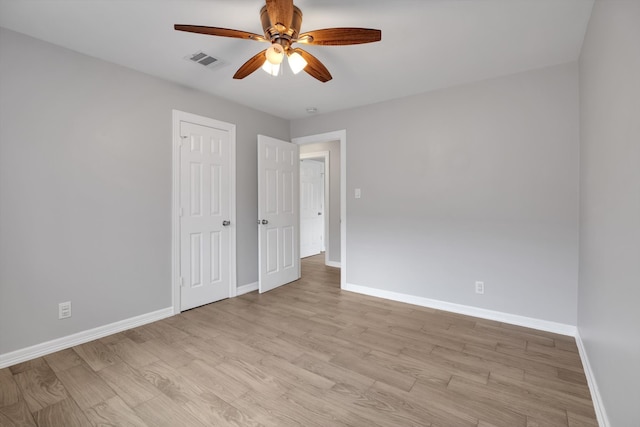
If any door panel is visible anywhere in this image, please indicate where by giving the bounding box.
[189,233,202,287]
[180,120,232,310]
[283,226,295,268]
[300,159,324,258]
[282,170,294,213]
[210,231,221,282]
[266,168,278,214]
[266,228,279,273]
[210,165,222,215]
[258,135,300,293]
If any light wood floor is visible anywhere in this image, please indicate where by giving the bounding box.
[1,254,597,426]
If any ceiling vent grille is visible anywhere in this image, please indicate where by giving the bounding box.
[185,51,223,69]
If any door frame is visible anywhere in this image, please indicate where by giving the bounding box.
[292,130,346,288]
[172,110,237,314]
[300,151,330,261]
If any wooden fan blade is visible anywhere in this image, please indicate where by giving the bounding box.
[174,25,266,42]
[265,0,294,31]
[233,50,267,79]
[297,28,381,46]
[293,48,332,83]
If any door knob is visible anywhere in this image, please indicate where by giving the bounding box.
[222,220,231,226]
[261,219,269,225]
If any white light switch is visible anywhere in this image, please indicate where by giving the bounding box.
[354,188,361,199]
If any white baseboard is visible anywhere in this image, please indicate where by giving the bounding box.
[0,307,174,369]
[237,281,258,296]
[575,332,609,427]
[326,261,341,268]
[343,283,577,337]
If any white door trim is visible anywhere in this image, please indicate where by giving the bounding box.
[172,110,236,315]
[300,151,330,261]
[292,130,346,288]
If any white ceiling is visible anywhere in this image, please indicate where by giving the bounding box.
[0,0,593,120]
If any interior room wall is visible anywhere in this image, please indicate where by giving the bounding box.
[578,1,640,424]
[291,62,580,325]
[0,28,289,355]
[299,140,341,264]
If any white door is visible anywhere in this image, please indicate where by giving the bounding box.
[300,159,324,258]
[178,118,235,310]
[258,135,300,293]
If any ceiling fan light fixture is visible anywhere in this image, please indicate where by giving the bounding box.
[287,51,308,74]
[265,43,284,65]
[261,60,280,76]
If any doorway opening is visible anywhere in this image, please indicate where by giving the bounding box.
[293,130,346,288]
[300,154,328,259]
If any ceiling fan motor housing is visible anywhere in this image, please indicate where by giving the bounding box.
[260,5,303,50]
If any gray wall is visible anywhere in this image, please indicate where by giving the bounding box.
[292,63,580,325]
[299,140,341,264]
[0,28,289,354]
[578,1,640,424]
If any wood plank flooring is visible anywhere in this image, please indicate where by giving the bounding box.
[0,254,597,426]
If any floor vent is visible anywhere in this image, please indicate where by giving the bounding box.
[185,51,223,69]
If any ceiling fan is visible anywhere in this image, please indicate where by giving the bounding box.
[175,0,382,82]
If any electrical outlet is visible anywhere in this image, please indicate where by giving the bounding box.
[59,301,71,319]
[475,281,485,295]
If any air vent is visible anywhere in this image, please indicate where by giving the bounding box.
[185,51,223,69]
